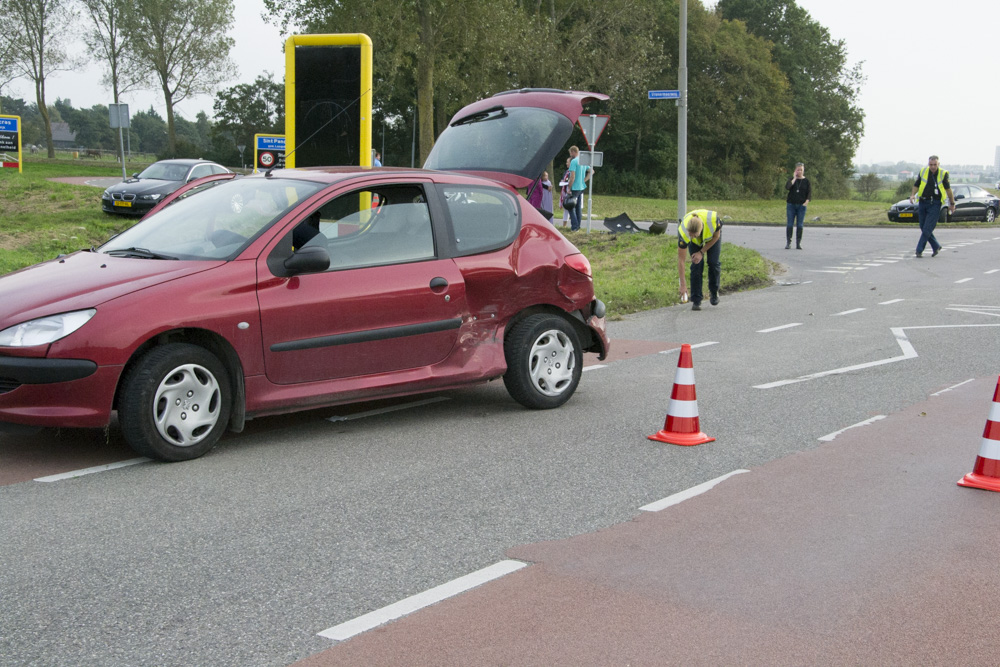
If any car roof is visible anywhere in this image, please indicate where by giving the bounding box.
[152,158,221,166]
[245,166,511,189]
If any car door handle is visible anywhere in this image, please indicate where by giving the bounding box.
[429,277,448,290]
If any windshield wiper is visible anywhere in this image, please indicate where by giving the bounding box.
[105,247,178,260]
[452,105,507,127]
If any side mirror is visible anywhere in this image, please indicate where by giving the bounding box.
[955,194,965,200]
[282,245,330,276]
[131,173,138,179]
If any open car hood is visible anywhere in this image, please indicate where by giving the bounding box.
[423,89,609,190]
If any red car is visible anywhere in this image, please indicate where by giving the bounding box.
[0,89,609,461]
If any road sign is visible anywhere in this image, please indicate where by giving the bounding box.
[648,90,680,100]
[108,103,130,129]
[254,134,286,172]
[579,151,603,167]
[577,115,609,150]
[0,115,22,173]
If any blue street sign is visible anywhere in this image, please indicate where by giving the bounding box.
[648,90,680,100]
[0,117,18,132]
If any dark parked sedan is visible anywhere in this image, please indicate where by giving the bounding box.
[887,184,999,223]
[101,159,231,216]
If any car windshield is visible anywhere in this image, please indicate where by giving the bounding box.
[424,106,570,180]
[138,162,194,181]
[100,178,325,260]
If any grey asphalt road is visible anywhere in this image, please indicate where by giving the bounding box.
[2,225,999,666]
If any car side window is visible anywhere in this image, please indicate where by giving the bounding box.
[189,165,211,181]
[954,186,970,200]
[440,185,520,256]
[286,185,436,271]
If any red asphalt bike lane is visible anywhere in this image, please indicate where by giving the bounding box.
[298,377,1000,665]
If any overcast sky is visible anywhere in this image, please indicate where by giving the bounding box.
[8,0,997,168]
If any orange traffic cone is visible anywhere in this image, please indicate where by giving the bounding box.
[958,376,1000,492]
[648,344,715,447]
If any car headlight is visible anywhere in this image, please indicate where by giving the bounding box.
[0,309,97,347]
[138,193,163,201]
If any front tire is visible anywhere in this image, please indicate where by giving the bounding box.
[119,344,231,461]
[503,314,582,409]
[986,207,996,223]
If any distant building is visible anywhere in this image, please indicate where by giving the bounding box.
[51,122,76,149]
[899,170,914,182]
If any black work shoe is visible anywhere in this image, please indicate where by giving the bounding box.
[796,243,802,249]
[785,241,791,249]
[691,302,701,311]
[915,252,923,257]
[932,248,940,257]
[710,295,719,306]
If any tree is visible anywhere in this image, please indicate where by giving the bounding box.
[0,0,79,157]
[716,0,865,197]
[210,73,284,164]
[856,172,882,201]
[126,0,236,156]
[130,106,168,156]
[81,0,151,156]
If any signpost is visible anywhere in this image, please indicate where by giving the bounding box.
[254,134,285,172]
[647,0,689,226]
[0,115,23,173]
[108,104,129,180]
[577,114,610,233]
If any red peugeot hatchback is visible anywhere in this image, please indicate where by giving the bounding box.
[0,89,609,461]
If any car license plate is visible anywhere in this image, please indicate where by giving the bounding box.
[899,212,913,218]
[114,200,132,208]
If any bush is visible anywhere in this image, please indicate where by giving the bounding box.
[855,173,882,201]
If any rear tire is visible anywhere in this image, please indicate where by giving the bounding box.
[119,344,231,461]
[503,314,582,409]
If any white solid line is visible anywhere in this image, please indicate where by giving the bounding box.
[955,278,974,284]
[985,269,1000,275]
[659,341,719,355]
[35,457,151,482]
[639,470,750,512]
[317,560,527,641]
[862,263,884,267]
[810,270,848,274]
[931,379,974,396]
[818,415,886,442]
[879,299,904,305]
[327,397,450,422]
[757,323,802,333]
[831,308,866,316]
[582,364,607,372]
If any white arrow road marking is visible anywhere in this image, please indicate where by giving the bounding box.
[755,324,1000,389]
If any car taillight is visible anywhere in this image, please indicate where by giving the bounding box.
[564,253,592,277]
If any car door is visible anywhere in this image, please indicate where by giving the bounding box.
[256,181,469,385]
[951,185,976,219]
[966,186,989,220]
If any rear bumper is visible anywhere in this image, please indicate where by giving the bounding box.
[586,299,609,360]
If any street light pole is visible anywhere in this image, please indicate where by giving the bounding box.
[678,0,688,224]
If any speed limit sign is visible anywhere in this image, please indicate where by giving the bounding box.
[259,151,275,168]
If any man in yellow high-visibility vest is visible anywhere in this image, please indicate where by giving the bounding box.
[908,155,955,257]
[677,209,723,311]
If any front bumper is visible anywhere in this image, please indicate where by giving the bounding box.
[0,361,119,429]
[102,198,155,216]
